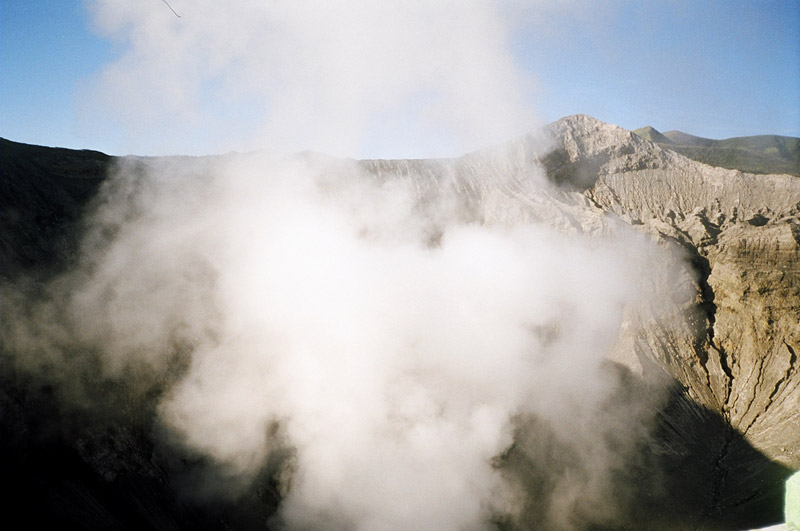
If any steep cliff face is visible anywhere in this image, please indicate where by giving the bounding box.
[543,115,799,469]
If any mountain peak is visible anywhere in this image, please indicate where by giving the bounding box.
[548,115,637,149]
[633,126,674,144]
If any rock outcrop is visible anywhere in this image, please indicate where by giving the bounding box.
[545,115,799,469]
[535,116,798,528]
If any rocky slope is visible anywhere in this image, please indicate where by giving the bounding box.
[358,116,799,526]
[360,117,799,474]
[2,116,798,530]
[550,115,799,468]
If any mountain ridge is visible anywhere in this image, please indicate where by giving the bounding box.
[632,124,800,176]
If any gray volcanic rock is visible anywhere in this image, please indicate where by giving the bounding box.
[358,115,800,526]
[548,115,800,469]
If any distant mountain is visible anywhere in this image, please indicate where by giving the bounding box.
[633,126,800,176]
[631,125,674,145]
[661,130,715,147]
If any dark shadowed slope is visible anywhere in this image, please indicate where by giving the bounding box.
[0,138,110,277]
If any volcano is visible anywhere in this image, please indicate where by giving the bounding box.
[2,115,798,530]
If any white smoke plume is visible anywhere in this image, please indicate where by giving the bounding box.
[4,148,685,528]
[3,1,693,528]
[82,0,538,158]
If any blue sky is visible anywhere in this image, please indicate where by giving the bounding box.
[1,1,798,157]
[1,3,112,149]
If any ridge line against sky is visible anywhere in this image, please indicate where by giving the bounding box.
[1,0,799,158]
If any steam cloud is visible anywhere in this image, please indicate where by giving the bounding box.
[5,150,684,528]
[82,0,537,158]
[5,1,691,529]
